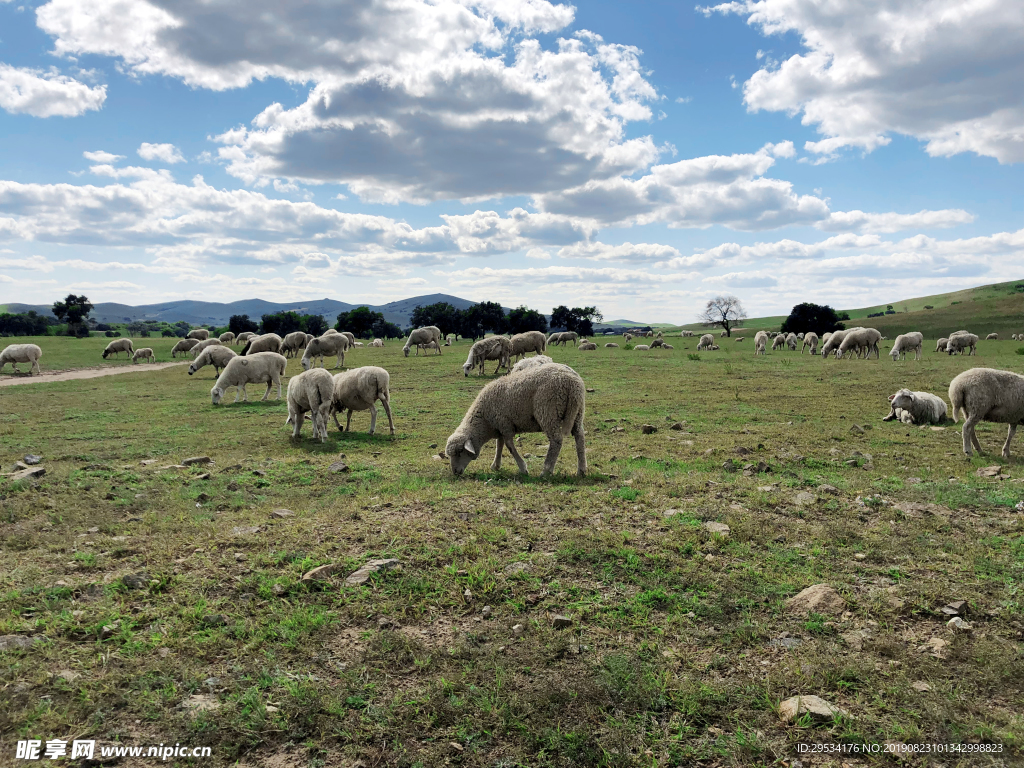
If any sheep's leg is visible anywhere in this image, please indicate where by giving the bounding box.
[572,416,587,476]
[491,436,504,471]
[238,384,247,402]
[291,408,302,438]
[380,395,395,435]
[368,404,378,434]
[882,407,897,421]
[333,410,344,431]
[1002,424,1016,459]
[503,435,529,474]
[541,435,563,476]
[961,415,981,456]
[346,409,354,433]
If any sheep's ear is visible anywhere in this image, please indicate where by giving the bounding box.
[464,439,477,455]
[888,394,895,402]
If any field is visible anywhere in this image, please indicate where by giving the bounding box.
[2,335,1024,767]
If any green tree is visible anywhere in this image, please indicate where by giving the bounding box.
[260,311,303,336]
[410,302,461,336]
[779,303,846,336]
[336,306,383,338]
[551,305,603,336]
[371,318,403,339]
[301,314,329,337]
[51,294,94,337]
[0,311,52,336]
[229,315,259,337]
[505,305,548,334]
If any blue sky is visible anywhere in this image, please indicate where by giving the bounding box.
[0,0,1021,322]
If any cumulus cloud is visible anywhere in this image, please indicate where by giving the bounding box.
[0,62,106,117]
[138,142,185,164]
[703,0,1024,163]
[557,241,681,263]
[819,209,975,234]
[83,150,124,163]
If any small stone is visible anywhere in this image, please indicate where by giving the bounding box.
[920,637,947,657]
[182,456,212,466]
[704,553,714,561]
[850,424,866,435]
[794,491,816,506]
[906,477,922,485]
[786,584,846,615]
[482,606,492,618]
[272,583,286,595]
[769,637,802,649]
[702,521,730,537]
[87,526,99,533]
[911,681,931,692]
[121,573,148,590]
[669,422,685,430]
[99,622,120,639]
[941,599,969,616]
[512,624,524,636]
[640,424,657,435]
[503,561,529,575]
[183,693,220,712]
[377,616,399,630]
[234,553,247,561]
[735,446,751,456]
[449,742,464,753]
[817,484,838,494]
[552,614,573,630]
[721,459,736,472]
[328,462,350,473]
[463,587,473,600]
[854,553,867,560]
[56,669,81,682]
[946,617,972,632]
[778,695,847,722]
[201,614,226,627]
[0,634,44,651]
[585,388,595,393]
[343,558,401,586]
[72,611,84,620]
[195,472,211,480]
[9,467,45,481]
[270,508,294,519]
[24,454,42,465]
[140,459,158,466]
[252,469,267,477]
[231,526,261,536]
[157,647,171,657]
[429,443,438,449]
[976,465,1002,477]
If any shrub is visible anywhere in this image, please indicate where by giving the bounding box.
[951,300,961,305]
[105,330,117,337]
[924,305,934,309]
[1016,347,1024,356]
[687,353,701,361]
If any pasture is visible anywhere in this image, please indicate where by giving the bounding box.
[2,335,1023,767]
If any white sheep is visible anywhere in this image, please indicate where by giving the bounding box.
[662,343,674,350]
[219,331,235,344]
[302,332,349,370]
[754,331,768,355]
[935,337,949,353]
[820,331,832,347]
[578,342,597,350]
[339,331,356,346]
[838,327,881,359]
[786,333,798,351]
[950,368,1024,458]
[882,389,948,425]
[623,333,634,342]
[371,338,384,347]
[679,330,694,337]
[282,331,308,358]
[353,341,365,347]
[445,363,587,477]
[510,331,547,361]
[709,344,720,350]
[0,343,42,375]
[322,328,340,336]
[241,333,284,355]
[187,328,210,341]
[189,338,223,356]
[211,352,287,404]
[946,332,978,356]
[772,334,787,351]
[888,332,923,361]
[560,331,579,346]
[986,333,998,340]
[131,348,155,364]
[171,338,200,357]
[511,354,552,373]
[330,366,395,435]
[797,332,805,340]
[235,332,255,346]
[634,344,650,351]
[404,326,442,356]
[188,345,237,376]
[605,342,619,348]
[285,368,334,442]
[464,336,512,376]
[102,338,134,359]
[445,334,455,346]
[801,332,819,355]
[697,334,715,351]
[819,328,850,358]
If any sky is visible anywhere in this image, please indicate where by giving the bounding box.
[0,0,1021,323]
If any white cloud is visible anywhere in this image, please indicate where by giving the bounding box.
[557,241,681,263]
[526,248,552,260]
[0,62,106,117]
[703,0,1024,163]
[138,142,185,164]
[819,209,975,234]
[83,150,124,163]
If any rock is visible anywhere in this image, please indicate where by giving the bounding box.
[272,583,286,596]
[429,443,438,449]
[157,647,171,657]
[482,606,492,619]
[56,669,81,682]
[735,446,751,456]
[328,462,350,473]
[721,459,737,472]
[794,491,816,506]
[140,459,158,466]
[941,599,969,616]
[301,563,344,583]
[817,484,838,495]
[231,526,261,536]
[850,424,865,435]
[377,616,399,630]
[976,465,1002,477]
[0,635,44,652]
[702,521,730,537]
[234,553,247,562]
[612,426,625,433]
[786,584,846,615]
[854,553,867,561]
[552,615,573,630]
[906,477,922,485]
[201,614,226,627]
[512,624,524,636]
[343,558,401,586]
[919,637,947,657]
[911,681,931,692]
[503,561,530,575]
[226,481,239,491]
[770,637,802,649]
[463,587,473,600]
[252,469,267,477]
[182,456,212,466]
[585,388,595,393]
[183,693,221,712]
[669,422,685,430]
[99,622,119,640]
[641,424,657,434]
[24,454,42,465]
[9,467,45,481]
[14,461,30,471]
[121,573,148,590]
[779,695,847,722]
[946,617,972,632]
[845,459,859,467]
[270,508,294,519]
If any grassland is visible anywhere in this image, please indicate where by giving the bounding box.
[2,335,1024,767]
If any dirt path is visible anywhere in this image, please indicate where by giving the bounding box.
[0,362,187,388]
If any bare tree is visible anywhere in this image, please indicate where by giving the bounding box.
[698,295,747,337]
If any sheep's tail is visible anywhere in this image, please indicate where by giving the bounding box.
[949,383,965,423]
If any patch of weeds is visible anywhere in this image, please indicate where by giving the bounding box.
[611,486,640,501]
[599,653,667,713]
[687,353,701,361]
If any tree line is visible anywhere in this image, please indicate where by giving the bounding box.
[407,302,602,340]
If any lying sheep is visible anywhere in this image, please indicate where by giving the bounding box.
[0,343,42,375]
[417,340,440,354]
[662,343,674,350]
[190,338,223,356]
[754,330,768,355]
[282,331,308,358]
[511,355,552,373]
[219,331,235,345]
[605,342,619,348]
[353,341,365,347]
[371,338,384,347]
[950,368,1024,458]
[285,368,334,442]
[463,336,512,376]
[510,331,547,361]
[772,334,787,351]
[634,344,650,351]
[211,352,287,404]
[838,327,881,359]
[187,328,210,341]
[188,345,237,376]
[302,332,349,370]
[445,363,587,477]
[132,348,155,364]
[403,326,442,356]
[103,338,134,359]
[986,333,998,340]
[171,338,200,357]
[697,334,715,351]
[330,366,395,435]
[882,389,948,424]
[946,332,978,356]
[935,337,949,353]
[578,342,597,350]
[241,333,284,356]
[734,337,744,342]
[889,332,924,361]
[235,332,255,346]
[709,344,720,350]
[801,332,819,355]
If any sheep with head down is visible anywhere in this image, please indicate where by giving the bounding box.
[189,345,237,376]
[241,333,283,356]
[463,336,512,376]
[510,331,547,361]
[171,338,200,357]
[285,368,334,442]
[754,331,768,355]
[187,328,210,341]
[302,332,349,370]
[801,332,819,354]
[403,326,442,356]
[211,352,287,404]
[889,332,924,361]
[282,331,308,358]
[330,366,395,435]
[697,334,715,351]
[132,348,156,364]
[837,328,881,359]
[0,343,42,375]
[103,338,134,359]
[219,331,235,345]
[190,338,223,356]
[935,337,949,353]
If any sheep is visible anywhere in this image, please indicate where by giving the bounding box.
[304,333,315,346]
[102,338,134,359]
[819,328,852,358]
[302,332,349,370]
[416,340,440,354]
[561,331,579,346]
[645,331,654,338]
[786,333,798,351]
[709,344,720,350]
[445,334,456,346]
[0,343,42,375]
[187,328,210,341]
[935,337,949,353]
[547,332,563,346]
[656,331,664,339]
[371,338,384,347]
[171,338,200,357]
[946,332,978,356]
[404,326,442,356]
[754,331,768,355]
[680,330,694,337]
[889,332,924,361]
[210,352,287,404]
[634,344,650,351]
[697,334,715,351]
[882,389,948,425]
[188,345,237,376]
[445,363,587,477]
[949,368,1024,458]
[734,337,745,342]
[219,331,235,344]
[283,368,334,442]
[820,331,832,346]
[339,331,356,346]
[772,334,787,351]
[235,332,255,346]
[282,331,308,358]
[241,333,284,356]
[461,336,510,376]
[801,332,819,355]
[605,343,619,348]
[510,330,547,361]
[511,354,552,373]
[797,332,805,340]
[720,330,728,338]
[837,327,881,359]
[353,341,365,347]
[650,338,665,348]
[662,343,674,350]
[578,342,597,350]
[132,348,156,364]
[189,337,223,356]
[986,333,998,340]
[329,366,395,435]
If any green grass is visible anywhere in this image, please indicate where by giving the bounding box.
[2,335,1024,766]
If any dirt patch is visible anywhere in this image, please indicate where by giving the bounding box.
[0,362,186,387]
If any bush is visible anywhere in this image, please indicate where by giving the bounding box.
[924,305,934,309]
[687,353,701,361]
[867,311,884,318]
[780,303,846,336]
[105,330,117,337]
[162,329,176,337]
[1016,347,1024,356]
[951,300,961,305]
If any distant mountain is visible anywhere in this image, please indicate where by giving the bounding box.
[2,294,508,328]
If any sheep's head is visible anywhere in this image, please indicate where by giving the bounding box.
[301,356,312,371]
[188,362,198,375]
[463,361,473,377]
[403,345,411,357]
[102,349,110,358]
[445,434,478,476]
[890,389,914,410]
[889,347,900,360]
[211,387,224,405]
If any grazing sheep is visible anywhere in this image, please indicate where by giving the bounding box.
[417,340,440,354]
[445,334,455,346]
[132,348,155,364]
[889,332,924,361]
[0,343,42,375]
[511,354,553,373]
[680,330,694,337]
[819,328,851,358]
[650,338,665,348]
[285,368,334,442]
[837,327,881,359]
[720,330,728,338]
[623,333,634,342]
[241,333,284,356]
[634,344,650,351]
[463,336,512,376]
[946,332,978,356]
[820,331,832,347]
[734,337,745,342]
[371,338,384,347]
[190,338,223,356]
[949,368,1024,458]
[547,332,563,346]
[986,333,998,340]
[786,333,798,351]
[188,345,237,376]
[772,334,787,351]
[102,338,134,359]
[645,331,654,338]
[219,331,235,344]
[935,337,949,353]
[171,338,200,357]
[605,342,619,348]
[211,352,287,404]
[187,328,210,341]
[801,332,819,355]
[445,363,587,477]
[235,332,255,346]
[282,331,308,358]
[556,331,579,346]
[329,366,395,435]
[337,331,356,346]
[404,326,442,356]
[709,345,720,350]
[304,333,315,346]
[754,331,768,355]
[697,334,715,351]
[578,341,597,350]
[797,332,805,339]
[882,389,948,424]
[302,332,350,370]
[510,330,547,361]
